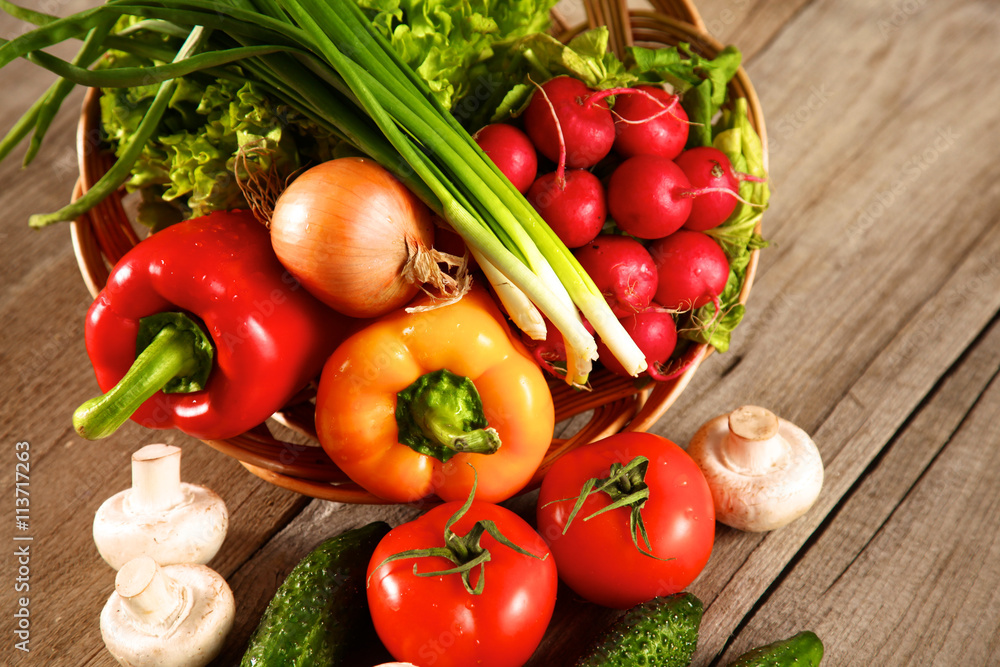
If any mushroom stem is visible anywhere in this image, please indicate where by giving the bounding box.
[93,444,228,570]
[116,556,185,629]
[723,405,790,475]
[101,558,236,666]
[130,444,186,513]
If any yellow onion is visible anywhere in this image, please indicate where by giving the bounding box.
[270,157,455,318]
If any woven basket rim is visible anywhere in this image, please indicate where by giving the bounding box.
[69,5,766,504]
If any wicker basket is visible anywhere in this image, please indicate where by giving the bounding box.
[70,0,765,504]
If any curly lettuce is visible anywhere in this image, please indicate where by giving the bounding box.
[356,0,559,114]
[98,20,338,227]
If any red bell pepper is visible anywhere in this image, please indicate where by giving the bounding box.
[73,210,347,441]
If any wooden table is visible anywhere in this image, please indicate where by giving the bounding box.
[2,0,1000,664]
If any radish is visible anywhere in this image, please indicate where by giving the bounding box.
[573,234,657,316]
[527,169,606,248]
[523,76,615,170]
[609,85,690,160]
[648,230,730,311]
[473,123,538,194]
[596,307,678,381]
[674,147,740,231]
[607,154,693,239]
[521,315,595,380]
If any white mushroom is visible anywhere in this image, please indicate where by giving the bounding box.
[94,444,228,570]
[687,405,824,532]
[101,556,235,667]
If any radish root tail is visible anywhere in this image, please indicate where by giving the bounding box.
[529,75,568,189]
[681,186,766,208]
[587,87,702,127]
[649,354,697,382]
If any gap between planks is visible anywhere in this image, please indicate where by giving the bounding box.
[713,309,1000,663]
[692,200,1000,662]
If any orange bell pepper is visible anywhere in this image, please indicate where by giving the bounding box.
[315,285,555,503]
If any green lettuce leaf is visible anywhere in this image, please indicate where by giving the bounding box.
[467,27,636,125]
[98,18,338,226]
[357,0,559,115]
[627,43,741,148]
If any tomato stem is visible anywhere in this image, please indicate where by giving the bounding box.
[542,456,673,561]
[367,468,547,595]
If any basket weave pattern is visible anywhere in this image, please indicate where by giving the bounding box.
[70,0,765,503]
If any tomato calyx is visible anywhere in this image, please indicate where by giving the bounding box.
[369,470,546,594]
[395,368,501,462]
[544,455,672,560]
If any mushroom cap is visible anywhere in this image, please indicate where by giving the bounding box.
[688,408,824,532]
[93,483,229,570]
[100,561,235,667]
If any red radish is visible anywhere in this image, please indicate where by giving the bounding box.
[607,154,693,239]
[433,225,477,270]
[521,315,595,380]
[675,147,740,231]
[573,234,658,316]
[527,169,606,248]
[610,85,689,160]
[473,123,538,194]
[597,307,678,381]
[523,76,615,170]
[648,230,730,311]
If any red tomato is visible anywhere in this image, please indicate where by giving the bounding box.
[367,500,558,667]
[536,432,715,609]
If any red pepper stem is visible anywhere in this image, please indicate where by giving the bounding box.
[73,325,203,440]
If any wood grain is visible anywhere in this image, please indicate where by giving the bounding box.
[716,313,1000,665]
[0,21,313,662]
[2,0,1000,665]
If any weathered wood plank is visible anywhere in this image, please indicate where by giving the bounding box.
[701,0,816,57]
[716,313,1000,665]
[0,20,314,664]
[4,0,1000,665]
[663,0,1000,662]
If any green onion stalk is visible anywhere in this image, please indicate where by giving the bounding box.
[0,0,647,385]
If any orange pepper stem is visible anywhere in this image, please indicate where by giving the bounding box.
[396,369,501,463]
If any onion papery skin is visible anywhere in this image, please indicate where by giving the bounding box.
[269,157,436,318]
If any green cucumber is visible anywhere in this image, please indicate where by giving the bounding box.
[575,593,704,667]
[240,521,391,667]
[726,630,824,667]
